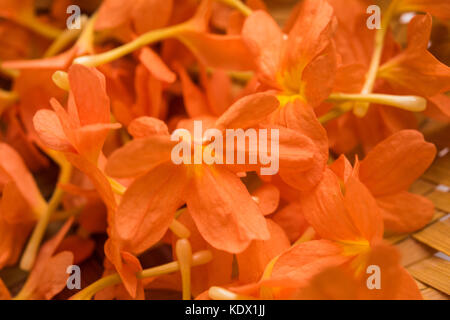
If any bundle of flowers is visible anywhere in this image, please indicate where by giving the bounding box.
[0,0,449,300]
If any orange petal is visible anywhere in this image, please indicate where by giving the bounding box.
[271,100,328,191]
[57,235,95,265]
[105,135,176,178]
[301,169,361,242]
[215,92,279,130]
[64,153,117,213]
[128,116,170,138]
[356,243,421,300]
[376,191,434,233]
[237,219,290,283]
[425,94,450,122]
[95,0,135,31]
[359,130,436,196]
[113,163,186,254]
[251,183,280,216]
[282,0,336,80]
[344,174,384,244]
[267,240,349,287]
[139,47,176,83]
[131,0,173,34]
[186,165,269,253]
[73,122,122,162]
[241,10,283,87]
[329,154,353,182]
[68,64,111,126]
[33,251,74,300]
[0,143,46,212]
[20,217,74,297]
[0,182,36,224]
[104,239,144,298]
[200,66,233,117]
[379,14,450,97]
[33,109,74,153]
[271,201,310,243]
[173,62,210,118]
[178,31,256,71]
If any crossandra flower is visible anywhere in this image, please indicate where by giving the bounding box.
[105,94,282,255]
[207,165,421,300]
[330,130,436,234]
[33,64,121,163]
[378,14,450,120]
[0,0,448,302]
[241,0,336,190]
[323,0,450,153]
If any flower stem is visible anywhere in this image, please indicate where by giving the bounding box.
[19,156,73,271]
[217,0,252,16]
[176,239,193,300]
[70,250,212,300]
[327,93,426,112]
[354,0,399,117]
[73,24,186,67]
[17,15,63,39]
[43,16,87,58]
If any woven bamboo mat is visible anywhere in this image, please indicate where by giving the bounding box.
[389,122,450,300]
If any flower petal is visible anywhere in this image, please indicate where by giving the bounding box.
[359,130,436,196]
[105,135,176,178]
[376,191,434,233]
[186,165,269,253]
[113,163,186,254]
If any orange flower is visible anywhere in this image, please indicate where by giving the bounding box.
[33,64,121,163]
[378,14,450,120]
[331,130,436,233]
[211,165,421,300]
[240,0,336,190]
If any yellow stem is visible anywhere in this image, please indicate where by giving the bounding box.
[170,219,191,238]
[16,14,63,39]
[354,0,399,117]
[0,65,19,78]
[217,0,252,16]
[176,239,192,300]
[74,12,98,55]
[70,250,212,300]
[73,24,186,67]
[318,105,351,124]
[44,16,87,58]
[327,93,426,112]
[19,157,73,271]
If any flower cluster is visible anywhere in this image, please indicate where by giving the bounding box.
[0,0,448,300]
